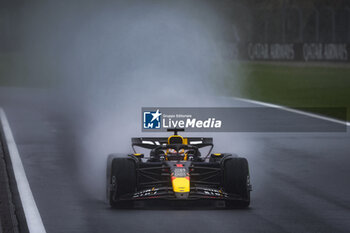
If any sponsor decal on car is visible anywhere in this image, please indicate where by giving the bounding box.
[201,188,228,197]
[133,188,159,198]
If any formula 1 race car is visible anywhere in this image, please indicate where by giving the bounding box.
[106,128,252,209]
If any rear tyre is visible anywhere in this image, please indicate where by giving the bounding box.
[107,157,136,209]
[223,157,250,209]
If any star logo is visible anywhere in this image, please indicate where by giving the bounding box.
[150,109,162,122]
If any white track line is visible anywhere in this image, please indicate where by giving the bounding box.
[0,108,46,233]
[234,97,350,127]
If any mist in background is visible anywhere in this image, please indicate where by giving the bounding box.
[9,0,258,199]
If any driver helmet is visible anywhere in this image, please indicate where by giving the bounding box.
[166,135,187,160]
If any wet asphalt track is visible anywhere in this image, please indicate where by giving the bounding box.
[1,87,350,233]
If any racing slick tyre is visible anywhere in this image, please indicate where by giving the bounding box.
[223,157,250,209]
[107,157,136,209]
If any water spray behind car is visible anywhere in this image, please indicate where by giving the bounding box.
[17,0,263,201]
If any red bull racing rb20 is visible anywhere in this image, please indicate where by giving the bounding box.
[106,128,252,209]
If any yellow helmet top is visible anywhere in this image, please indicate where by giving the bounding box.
[168,135,184,144]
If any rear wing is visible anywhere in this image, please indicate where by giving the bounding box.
[131,137,213,150]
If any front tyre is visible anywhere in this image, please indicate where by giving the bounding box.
[107,157,136,208]
[223,157,251,209]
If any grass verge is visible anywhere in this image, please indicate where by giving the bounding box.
[224,62,350,122]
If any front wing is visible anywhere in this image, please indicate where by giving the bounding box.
[120,186,246,201]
